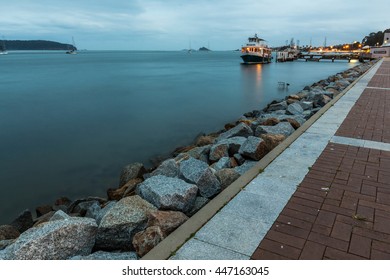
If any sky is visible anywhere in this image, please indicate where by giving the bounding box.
[0,0,388,50]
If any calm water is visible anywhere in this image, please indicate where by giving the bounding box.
[0,51,358,224]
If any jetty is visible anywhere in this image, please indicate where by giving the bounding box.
[142,58,390,260]
[298,51,360,62]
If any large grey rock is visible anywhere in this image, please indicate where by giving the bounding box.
[234,161,258,175]
[335,79,350,89]
[281,115,306,126]
[95,201,116,225]
[267,101,288,112]
[96,196,156,251]
[286,102,304,115]
[179,157,208,182]
[258,113,306,126]
[49,210,70,222]
[238,136,268,161]
[2,217,97,260]
[255,122,295,137]
[195,135,216,146]
[233,153,245,165]
[150,159,179,178]
[147,210,189,236]
[211,157,231,171]
[132,226,164,257]
[197,170,221,198]
[71,251,138,260]
[0,250,6,260]
[215,169,241,189]
[185,145,211,163]
[299,101,314,110]
[281,118,301,130]
[137,175,198,213]
[119,162,146,187]
[215,136,247,154]
[0,239,14,251]
[33,211,56,226]
[261,134,286,151]
[84,201,102,220]
[186,196,210,217]
[209,143,229,162]
[179,157,221,198]
[325,87,339,96]
[312,94,332,107]
[173,145,211,165]
[217,123,253,141]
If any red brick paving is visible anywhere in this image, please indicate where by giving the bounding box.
[251,59,390,260]
[336,88,390,143]
[251,144,390,260]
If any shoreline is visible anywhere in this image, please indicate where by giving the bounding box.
[0,60,378,259]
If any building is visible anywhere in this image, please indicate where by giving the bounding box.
[370,32,390,58]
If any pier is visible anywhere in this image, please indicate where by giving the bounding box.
[298,51,360,62]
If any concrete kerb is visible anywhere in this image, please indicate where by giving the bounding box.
[141,59,381,260]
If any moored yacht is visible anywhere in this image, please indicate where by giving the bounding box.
[0,37,8,55]
[241,34,271,64]
[66,37,77,55]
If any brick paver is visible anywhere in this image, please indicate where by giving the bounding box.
[251,144,390,260]
[336,88,390,143]
[252,58,390,260]
[367,61,390,88]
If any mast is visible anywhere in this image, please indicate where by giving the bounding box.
[71,36,77,51]
[0,36,7,54]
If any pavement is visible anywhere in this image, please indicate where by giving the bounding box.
[144,57,390,260]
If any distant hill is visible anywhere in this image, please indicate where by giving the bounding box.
[1,40,75,51]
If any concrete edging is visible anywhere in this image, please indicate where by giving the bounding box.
[141,60,381,260]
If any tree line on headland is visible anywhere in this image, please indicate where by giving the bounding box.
[1,40,75,51]
[362,28,390,46]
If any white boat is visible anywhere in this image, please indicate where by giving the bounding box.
[241,34,271,64]
[66,37,77,55]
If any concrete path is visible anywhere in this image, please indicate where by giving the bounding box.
[171,58,389,260]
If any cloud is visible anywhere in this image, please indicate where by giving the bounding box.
[0,0,388,50]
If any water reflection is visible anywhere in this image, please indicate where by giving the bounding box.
[240,63,266,106]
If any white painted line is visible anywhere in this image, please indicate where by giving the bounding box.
[366,86,390,90]
[331,135,390,151]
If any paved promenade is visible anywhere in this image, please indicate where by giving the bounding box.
[171,58,390,260]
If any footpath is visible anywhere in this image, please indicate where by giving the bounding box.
[150,57,390,260]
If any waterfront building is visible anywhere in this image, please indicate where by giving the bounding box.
[370,32,390,58]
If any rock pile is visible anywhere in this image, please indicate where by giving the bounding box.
[0,61,376,260]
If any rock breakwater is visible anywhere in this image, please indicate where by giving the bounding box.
[0,61,376,260]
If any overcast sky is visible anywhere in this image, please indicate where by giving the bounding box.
[0,0,388,50]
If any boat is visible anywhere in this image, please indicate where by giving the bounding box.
[0,36,8,55]
[241,34,272,64]
[276,48,300,62]
[66,37,77,55]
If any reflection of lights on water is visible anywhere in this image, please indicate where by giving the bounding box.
[255,64,262,83]
[240,63,264,94]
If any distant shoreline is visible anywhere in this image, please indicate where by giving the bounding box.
[2,40,74,51]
